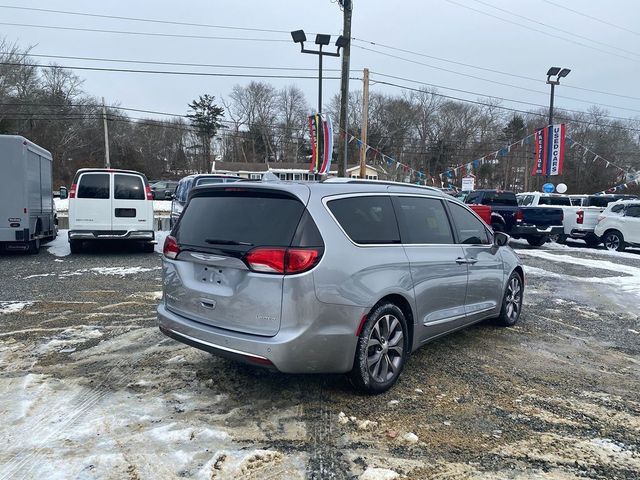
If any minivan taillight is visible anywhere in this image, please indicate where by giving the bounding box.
[577,210,584,224]
[245,247,321,274]
[146,185,154,200]
[163,235,180,259]
[69,183,77,199]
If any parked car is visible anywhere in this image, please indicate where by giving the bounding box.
[68,168,154,253]
[150,180,179,200]
[157,180,524,393]
[170,174,242,228]
[517,192,576,243]
[568,195,638,246]
[0,135,59,253]
[465,190,564,246]
[594,200,640,252]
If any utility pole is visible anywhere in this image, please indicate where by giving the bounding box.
[102,97,110,168]
[359,68,369,180]
[338,0,352,177]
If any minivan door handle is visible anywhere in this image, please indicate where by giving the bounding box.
[456,257,478,265]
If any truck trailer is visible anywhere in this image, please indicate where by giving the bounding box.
[0,135,58,253]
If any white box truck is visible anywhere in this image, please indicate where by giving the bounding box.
[0,135,60,253]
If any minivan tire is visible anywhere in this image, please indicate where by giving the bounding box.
[495,272,523,327]
[349,303,409,394]
[69,240,82,254]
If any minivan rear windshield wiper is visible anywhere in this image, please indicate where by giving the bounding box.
[205,239,254,246]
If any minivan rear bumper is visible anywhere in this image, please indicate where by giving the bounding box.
[157,302,364,374]
[68,230,154,241]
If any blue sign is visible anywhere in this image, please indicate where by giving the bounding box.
[542,183,555,193]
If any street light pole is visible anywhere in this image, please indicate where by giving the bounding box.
[545,66,571,184]
[318,44,323,113]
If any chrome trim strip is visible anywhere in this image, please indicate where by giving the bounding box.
[163,326,269,360]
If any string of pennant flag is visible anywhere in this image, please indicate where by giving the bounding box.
[438,133,536,186]
[342,131,434,182]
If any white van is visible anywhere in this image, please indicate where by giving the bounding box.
[68,168,154,253]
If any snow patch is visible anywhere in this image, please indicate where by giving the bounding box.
[0,301,34,315]
[360,467,400,480]
[46,230,70,257]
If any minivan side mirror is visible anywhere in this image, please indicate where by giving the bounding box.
[59,186,68,200]
[494,231,510,247]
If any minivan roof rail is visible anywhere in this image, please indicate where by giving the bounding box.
[322,177,442,192]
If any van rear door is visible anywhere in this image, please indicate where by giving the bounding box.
[165,187,310,337]
[112,173,152,233]
[72,172,111,231]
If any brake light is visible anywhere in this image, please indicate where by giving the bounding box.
[245,248,286,273]
[69,183,77,199]
[163,235,180,259]
[577,210,584,224]
[515,210,524,223]
[146,185,154,200]
[245,247,321,274]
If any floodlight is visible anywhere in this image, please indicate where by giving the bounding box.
[315,34,331,46]
[546,67,561,76]
[558,68,571,78]
[291,30,306,44]
[335,35,349,49]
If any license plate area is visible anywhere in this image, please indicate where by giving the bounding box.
[115,208,136,218]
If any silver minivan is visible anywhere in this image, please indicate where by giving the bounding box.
[157,181,524,393]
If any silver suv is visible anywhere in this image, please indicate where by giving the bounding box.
[157,180,524,393]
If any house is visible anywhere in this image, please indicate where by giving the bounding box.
[211,161,382,181]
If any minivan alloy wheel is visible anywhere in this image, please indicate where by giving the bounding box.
[367,314,404,383]
[505,276,522,322]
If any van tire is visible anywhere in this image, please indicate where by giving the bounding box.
[349,303,409,394]
[27,238,40,254]
[69,240,82,254]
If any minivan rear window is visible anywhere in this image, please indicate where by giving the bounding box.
[114,174,145,200]
[78,173,109,199]
[176,191,305,250]
[327,196,400,244]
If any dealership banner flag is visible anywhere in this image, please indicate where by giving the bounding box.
[532,124,566,176]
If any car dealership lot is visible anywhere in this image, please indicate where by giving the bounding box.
[0,241,638,479]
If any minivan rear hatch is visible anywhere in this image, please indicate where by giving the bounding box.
[165,185,313,337]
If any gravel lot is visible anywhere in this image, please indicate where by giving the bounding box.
[0,238,638,479]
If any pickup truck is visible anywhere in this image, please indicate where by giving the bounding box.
[517,192,578,243]
[465,189,564,246]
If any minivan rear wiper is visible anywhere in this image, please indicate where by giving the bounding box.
[205,239,253,246]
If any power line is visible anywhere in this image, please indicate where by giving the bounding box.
[542,0,640,37]
[356,45,640,114]
[351,38,640,102]
[0,51,342,72]
[0,4,291,34]
[370,78,640,133]
[0,61,346,80]
[370,71,640,122]
[0,21,291,43]
[444,0,640,63]
[471,0,640,58]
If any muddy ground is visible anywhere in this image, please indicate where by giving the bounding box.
[0,240,638,479]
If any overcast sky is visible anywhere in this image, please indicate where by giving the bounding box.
[2,0,639,124]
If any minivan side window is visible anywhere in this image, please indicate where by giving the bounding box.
[393,196,453,244]
[77,173,110,199]
[114,174,145,200]
[327,196,400,245]
[448,202,490,245]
